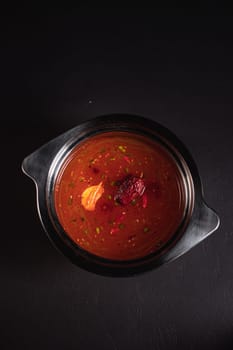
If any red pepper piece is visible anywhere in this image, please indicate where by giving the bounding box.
[142,194,148,208]
[114,175,146,206]
[110,227,119,235]
[123,156,131,164]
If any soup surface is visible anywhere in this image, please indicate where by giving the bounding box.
[54,132,186,260]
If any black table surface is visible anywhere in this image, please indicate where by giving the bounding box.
[1,8,233,350]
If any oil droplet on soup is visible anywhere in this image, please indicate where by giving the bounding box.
[54,132,186,260]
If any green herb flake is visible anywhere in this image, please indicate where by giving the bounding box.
[131,199,137,206]
[124,167,129,173]
[79,177,85,182]
[119,223,125,229]
[110,181,116,186]
[68,182,75,188]
[143,227,149,233]
[68,195,73,205]
[118,145,126,153]
[110,157,116,161]
[100,148,106,153]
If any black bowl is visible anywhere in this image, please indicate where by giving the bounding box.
[22,114,220,276]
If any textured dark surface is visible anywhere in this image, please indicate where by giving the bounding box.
[1,8,233,350]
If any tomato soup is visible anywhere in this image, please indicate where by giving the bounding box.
[54,132,186,260]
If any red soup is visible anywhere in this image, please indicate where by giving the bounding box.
[54,132,186,260]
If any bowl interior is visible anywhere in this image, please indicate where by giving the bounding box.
[46,126,194,271]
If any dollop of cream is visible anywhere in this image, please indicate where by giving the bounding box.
[81,182,104,211]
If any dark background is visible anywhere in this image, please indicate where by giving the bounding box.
[1,7,233,350]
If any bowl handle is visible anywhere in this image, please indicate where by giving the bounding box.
[196,202,220,241]
[165,202,220,263]
[21,126,80,184]
[21,141,58,185]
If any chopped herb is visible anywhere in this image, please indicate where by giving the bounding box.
[68,195,73,205]
[119,223,125,229]
[124,167,129,173]
[110,157,116,161]
[118,145,126,153]
[110,181,116,186]
[143,227,149,233]
[79,177,84,182]
[96,227,100,234]
[100,148,106,153]
[68,182,75,188]
[89,159,94,164]
[131,199,137,206]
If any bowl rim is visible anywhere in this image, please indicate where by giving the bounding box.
[22,114,219,277]
[47,125,193,266]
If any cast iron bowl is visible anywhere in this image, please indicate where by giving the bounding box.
[22,115,220,276]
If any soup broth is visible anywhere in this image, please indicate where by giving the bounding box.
[54,132,186,260]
